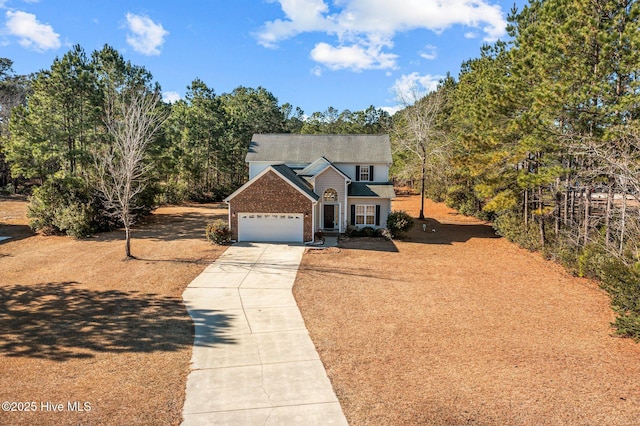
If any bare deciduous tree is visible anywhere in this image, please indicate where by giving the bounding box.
[568,126,640,260]
[95,87,166,258]
[393,88,447,219]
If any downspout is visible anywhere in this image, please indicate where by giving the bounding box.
[306,200,318,244]
[344,179,350,233]
[225,200,234,242]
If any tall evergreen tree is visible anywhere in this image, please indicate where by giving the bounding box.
[219,86,286,187]
[0,58,29,187]
[6,45,99,181]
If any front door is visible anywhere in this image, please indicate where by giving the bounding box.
[323,204,335,229]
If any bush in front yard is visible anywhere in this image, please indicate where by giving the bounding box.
[52,202,95,238]
[344,226,391,240]
[27,176,100,238]
[206,219,231,245]
[387,210,414,238]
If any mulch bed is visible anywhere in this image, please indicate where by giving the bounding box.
[294,195,640,425]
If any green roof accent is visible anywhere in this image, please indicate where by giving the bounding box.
[348,182,396,198]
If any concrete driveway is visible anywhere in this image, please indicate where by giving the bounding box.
[181,242,348,425]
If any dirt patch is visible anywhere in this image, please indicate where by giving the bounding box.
[294,195,640,425]
[0,198,227,425]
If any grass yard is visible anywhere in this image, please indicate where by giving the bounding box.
[5,192,640,425]
[294,195,640,425]
[0,197,227,425]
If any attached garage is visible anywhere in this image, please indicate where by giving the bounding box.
[238,213,304,242]
[225,165,319,243]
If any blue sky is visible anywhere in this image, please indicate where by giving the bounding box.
[1,0,527,115]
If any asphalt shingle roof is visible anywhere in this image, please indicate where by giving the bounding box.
[271,164,320,201]
[246,134,392,164]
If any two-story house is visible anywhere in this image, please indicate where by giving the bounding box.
[224,134,395,243]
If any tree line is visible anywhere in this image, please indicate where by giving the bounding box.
[0,44,390,241]
[2,0,638,336]
[392,0,640,339]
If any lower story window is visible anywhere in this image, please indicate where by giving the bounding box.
[355,205,376,225]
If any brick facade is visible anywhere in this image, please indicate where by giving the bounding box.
[227,170,315,242]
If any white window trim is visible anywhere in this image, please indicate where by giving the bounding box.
[359,165,370,181]
[355,204,376,225]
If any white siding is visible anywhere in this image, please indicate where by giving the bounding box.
[314,167,348,232]
[249,162,309,179]
[249,162,276,179]
[334,163,390,182]
[347,197,392,229]
[251,162,390,181]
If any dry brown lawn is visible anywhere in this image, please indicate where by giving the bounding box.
[0,196,227,425]
[294,195,640,425]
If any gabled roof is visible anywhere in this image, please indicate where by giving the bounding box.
[348,182,396,198]
[298,156,351,183]
[313,163,352,182]
[298,157,332,176]
[224,164,319,202]
[246,134,392,164]
[270,164,319,200]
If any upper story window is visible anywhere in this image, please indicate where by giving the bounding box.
[323,188,338,202]
[358,165,373,181]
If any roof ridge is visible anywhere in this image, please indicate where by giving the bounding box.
[247,134,392,164]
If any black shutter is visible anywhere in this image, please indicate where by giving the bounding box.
[375,205,381,226]
[351,205,356,225]
[355,165,360,181]
[369,165,374,181]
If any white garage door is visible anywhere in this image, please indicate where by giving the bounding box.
[238,213,304,242]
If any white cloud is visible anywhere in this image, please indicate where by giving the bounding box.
[125,13,168,56]
[257,0,332,48]
[256,0,507,71]
[391,72,444,104]
[310,41,397,71]
[380,105,403,116]
[341,0,505,41]
[5,10,60,52]
[419,44,437,60]
[162,91,181,104]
